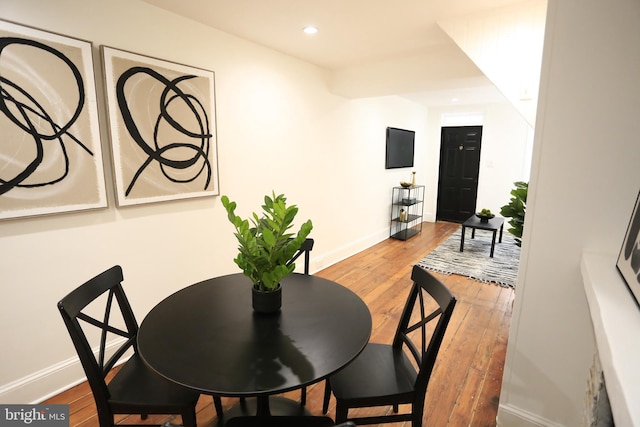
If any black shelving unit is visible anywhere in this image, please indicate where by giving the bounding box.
[390,185,425,240]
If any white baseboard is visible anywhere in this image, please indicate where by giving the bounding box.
[310,226,390,273]
[0,355,86,404]
[497,403,565,427]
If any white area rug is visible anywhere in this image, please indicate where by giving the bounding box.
[416,227,521,288]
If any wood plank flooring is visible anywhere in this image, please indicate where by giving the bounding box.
[44,221,514,427]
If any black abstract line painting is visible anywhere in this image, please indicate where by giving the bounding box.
[116,67,212,196]
[0,20,106,220]
[102,47,218,206]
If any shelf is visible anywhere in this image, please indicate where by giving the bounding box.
[394,200,421,207]
[392,214,421,223]
[391,228,421,240]
[390,185,424,241]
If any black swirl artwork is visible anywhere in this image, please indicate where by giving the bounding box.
[0,37,92,196]
[115,66,212,197]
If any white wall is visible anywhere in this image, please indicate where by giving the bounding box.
[498,0,640,425]
[0,0,531,405]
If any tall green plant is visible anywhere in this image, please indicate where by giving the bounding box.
[500,181,528,247]
[221,192,313,291]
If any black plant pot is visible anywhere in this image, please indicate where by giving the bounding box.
[252,285,282,314]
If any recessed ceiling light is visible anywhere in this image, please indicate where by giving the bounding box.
[452,97,460,103]
[303,26,319,35]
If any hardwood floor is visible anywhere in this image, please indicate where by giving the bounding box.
[44,221,514,427]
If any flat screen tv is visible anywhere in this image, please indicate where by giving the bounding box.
[385,127,415,169]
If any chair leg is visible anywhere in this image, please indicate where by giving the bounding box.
[213,395,223,419]
[393,403,399,412]
[412,401,424,427]
[181,408,197,427]
[300,386,307,406]
[335,401,349,424]
[322,381,332,414]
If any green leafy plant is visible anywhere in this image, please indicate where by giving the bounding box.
[500,181,528,247]
[221,192,313,291]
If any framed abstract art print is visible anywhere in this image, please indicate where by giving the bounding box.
[0,20,106,219]
[101,46,219,206]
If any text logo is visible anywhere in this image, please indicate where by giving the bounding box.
[0,405,69,427]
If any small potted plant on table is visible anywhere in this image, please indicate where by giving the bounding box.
[221,191,313,313]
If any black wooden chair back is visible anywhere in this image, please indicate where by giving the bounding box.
[396,265,457,406]
[58,266,137,409]
[57,265,201,426]
[287,238,314,274]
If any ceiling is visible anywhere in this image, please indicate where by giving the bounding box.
[140,0,527,106]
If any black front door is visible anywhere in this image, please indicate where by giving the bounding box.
[436,126,482,223]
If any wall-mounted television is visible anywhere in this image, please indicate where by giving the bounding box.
[385,127,415,169]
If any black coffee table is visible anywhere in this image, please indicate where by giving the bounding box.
[459,215,505,257]
[137,273,372,418]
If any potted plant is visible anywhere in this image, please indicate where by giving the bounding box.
[500,181,528,247]
[221,191,313,313]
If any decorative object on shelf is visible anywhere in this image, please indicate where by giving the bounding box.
[616,189,640,306]
[399,209,407,222]
[500,181,528,247]
[399,171,417,188]
[0,20,107,220]
[102,46,219,206]
[476,208,495,223]
[402,197,417,205]
[221,192,313,313]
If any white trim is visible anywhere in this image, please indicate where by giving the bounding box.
[0,355,85,404]
[311,226,389,273]
[498,403,564,427]
[441,112,484,126]
[0,338,129,404]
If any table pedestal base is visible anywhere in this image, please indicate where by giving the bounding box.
[219,396,311,426]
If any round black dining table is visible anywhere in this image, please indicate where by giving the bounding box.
[137,273,372,417]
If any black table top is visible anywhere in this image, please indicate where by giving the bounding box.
[137,273,372,397]
[462,215,504,231]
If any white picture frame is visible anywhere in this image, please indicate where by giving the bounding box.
[101,46,219,206]
[0,20,106,220]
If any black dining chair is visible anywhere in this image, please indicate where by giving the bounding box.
[322,265,457,427]
[57,265,222,426]
[225,416,355,427]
